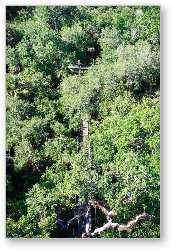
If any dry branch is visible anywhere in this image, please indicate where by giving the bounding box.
[66,215,80,228]
[82,212,151,238]
[57,200,151,238]
[89,199,116,220]
[118,212,151,232]
[57,214,83,229]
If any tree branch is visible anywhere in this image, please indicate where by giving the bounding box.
[118,212,151,232]
[82,212,151,238]
[66,215,80,228]
[56,204,87,230]
[89,199,116,220]
[57,201,151,238]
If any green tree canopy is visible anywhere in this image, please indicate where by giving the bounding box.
[6,6,160,238]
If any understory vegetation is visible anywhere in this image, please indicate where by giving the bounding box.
[6,6,160,238]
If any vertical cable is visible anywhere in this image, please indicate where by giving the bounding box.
[95,206,97,228]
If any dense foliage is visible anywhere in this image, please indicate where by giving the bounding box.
[6,6,160,238]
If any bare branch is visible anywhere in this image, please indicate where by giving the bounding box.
[118,212,151,232]
[89,199,116,220]
[92,221,119,236]
[66,215,80,228]
[57,201,151,238]
[56,214,83,229]
[82,212,151,238]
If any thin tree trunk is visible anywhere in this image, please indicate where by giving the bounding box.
[77,206,85,237]
[85,201,91,234]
